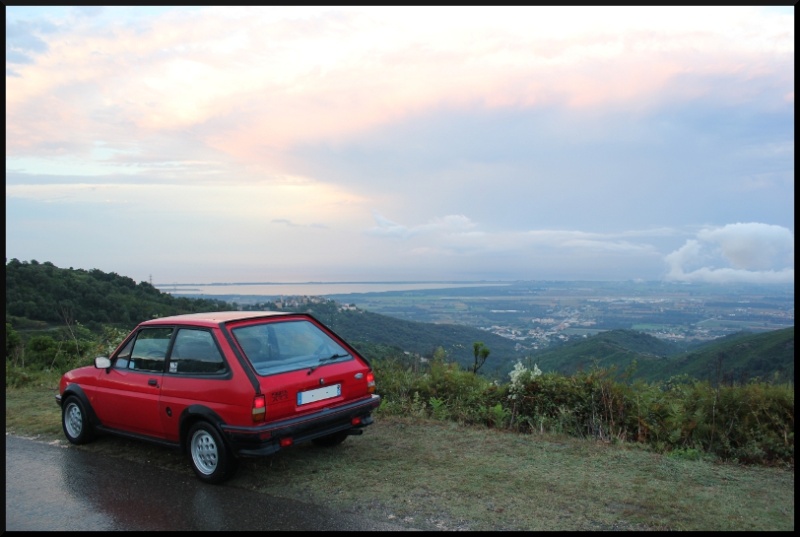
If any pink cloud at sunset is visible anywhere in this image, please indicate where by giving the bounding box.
[6,6,793,284]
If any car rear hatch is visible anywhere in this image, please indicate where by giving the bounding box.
[227,314,377,423]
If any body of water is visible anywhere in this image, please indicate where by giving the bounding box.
[155,281,510,297]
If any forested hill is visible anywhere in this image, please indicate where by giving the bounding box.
[5,259,793,384]
[5,259,237,329]
[646,327,794,385]
[530,326,794,385]
[4,259,524,374]
[532,328,683,376]
[253,300,524,376]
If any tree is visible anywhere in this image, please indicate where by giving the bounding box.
[472,341,490,374]
[5,323,22,362]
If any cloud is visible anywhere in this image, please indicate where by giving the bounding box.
[362,214,668,277]
[5,7,792,161]
[665,223,794,283]
[5,178,370,225]
[361,218,795,283]
[5,18,56,76]
[4,7,794,285]
[272,218,329,229]
[271,218,299,227]
[367,212,477,239]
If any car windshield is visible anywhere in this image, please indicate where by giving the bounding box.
[232,319,351,376]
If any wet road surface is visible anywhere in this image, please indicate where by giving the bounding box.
[5,434,413,531]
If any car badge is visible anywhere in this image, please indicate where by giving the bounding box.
[319,378,325,386]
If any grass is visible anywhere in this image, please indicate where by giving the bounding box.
[6,383,795,531]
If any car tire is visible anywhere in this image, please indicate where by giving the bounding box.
[311,430,349,448]
[62,396,94,445]
[187,421,238,484]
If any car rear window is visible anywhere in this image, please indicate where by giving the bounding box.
[232,319,352,376]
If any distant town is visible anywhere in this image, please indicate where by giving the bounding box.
[331,280,794,351]
[170,280,795,352]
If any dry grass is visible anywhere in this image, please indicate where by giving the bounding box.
[6,386,794,531]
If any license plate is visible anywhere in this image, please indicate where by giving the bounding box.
[297,384,341,405]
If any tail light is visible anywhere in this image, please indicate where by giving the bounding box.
[252,394,266,422]
[366,372,376,394]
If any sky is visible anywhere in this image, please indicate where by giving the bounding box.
[5,6,795,285]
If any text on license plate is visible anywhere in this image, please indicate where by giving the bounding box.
[297,384,341,405]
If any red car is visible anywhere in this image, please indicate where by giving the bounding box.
[56,311,381,484]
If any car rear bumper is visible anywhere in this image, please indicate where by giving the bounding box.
[221,394,381,456]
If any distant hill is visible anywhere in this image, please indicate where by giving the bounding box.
[5,259,793,385]
[293,304,525,376]
[531,329,680,376]
[646,327,794,385]
[529,327,794,385]
[4,258,525,376]
[5,258,238,330]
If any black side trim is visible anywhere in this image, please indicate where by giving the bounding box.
[222,394,381,456]
[93,425,182,450]
[218,325,261,394]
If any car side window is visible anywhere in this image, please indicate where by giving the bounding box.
[113,337,135,370]
[123,327,173,372]
[169,329,225,374]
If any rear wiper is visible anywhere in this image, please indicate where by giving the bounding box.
[307,353,349,375]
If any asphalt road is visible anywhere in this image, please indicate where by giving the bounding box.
[5,434,414,531]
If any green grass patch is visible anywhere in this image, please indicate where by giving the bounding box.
[6,388,793,531]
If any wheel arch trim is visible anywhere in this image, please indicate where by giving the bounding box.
[178,404,228,451]
[60,384,101,428]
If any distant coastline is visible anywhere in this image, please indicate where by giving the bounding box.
[153,279,794,299]
[154,281,511,297]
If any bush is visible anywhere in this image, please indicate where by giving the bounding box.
[373,355,794,466]
[5,363,61,389]
[7,323,794,467]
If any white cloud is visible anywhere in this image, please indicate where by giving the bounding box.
[5,179,370,225]
[367,212,477,239]
[4,7,794,285]
[6,6,792,160]
[665,223,794,283]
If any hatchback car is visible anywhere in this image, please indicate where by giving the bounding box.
[56,311,381,484]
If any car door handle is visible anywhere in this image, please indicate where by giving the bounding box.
[148,379,158,387]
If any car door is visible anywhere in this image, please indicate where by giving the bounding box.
[158,328,235,443]
[92,327,172,438]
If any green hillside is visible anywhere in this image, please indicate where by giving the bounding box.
[531,329,680,376]
[6,259,793,385]
[530,326,794,385]
[5,259,525,376]
[307,306,523,376]
[646,327,794,385]
[5,258,237,330]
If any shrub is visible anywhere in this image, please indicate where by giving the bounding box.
[372,353,794,465]
[8,323,794,466]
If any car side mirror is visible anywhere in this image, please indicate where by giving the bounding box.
[95,356,111,369]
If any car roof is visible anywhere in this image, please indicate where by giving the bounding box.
[139,311,299,327]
